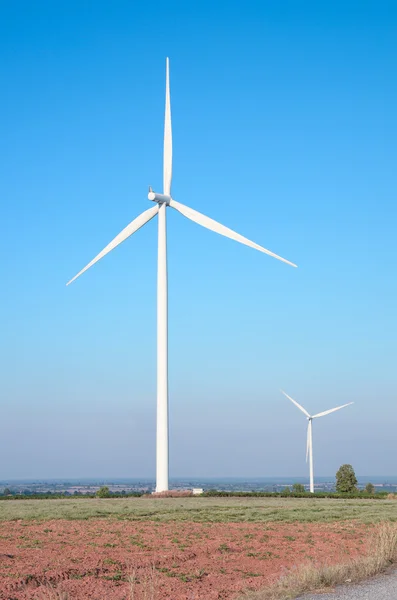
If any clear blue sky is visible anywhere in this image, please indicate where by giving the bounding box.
[0,0,396,480]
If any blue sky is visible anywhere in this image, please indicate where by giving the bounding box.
[0,0,396,480]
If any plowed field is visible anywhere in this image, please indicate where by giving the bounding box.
[0,517,370,599]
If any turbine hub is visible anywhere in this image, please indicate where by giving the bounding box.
[148,190,171,205]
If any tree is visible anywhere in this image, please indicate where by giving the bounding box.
[293,483,306,494]
[336,464,358,493]
[365,482,375,495]
[96,486,111,498]
[282,486,291,495]
[2,488,11,496]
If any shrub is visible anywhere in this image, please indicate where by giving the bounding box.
[336,464,358,493]
[365,483,375,495]
[96,486,111,498]
[201,490,385,499]
[293,483,306,494]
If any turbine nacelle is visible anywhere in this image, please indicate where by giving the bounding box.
[148,189,171,205]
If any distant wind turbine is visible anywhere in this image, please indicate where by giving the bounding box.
[281,390,353,493]
[67,58,297,493]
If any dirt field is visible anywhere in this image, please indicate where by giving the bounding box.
[0,497,394,599]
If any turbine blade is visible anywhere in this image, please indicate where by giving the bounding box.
[66,205,159,286]
[163,57,172,196]
[312,402,354,419]
[306,422,310,463]
[281,390,311,418]
[169,200,297,267]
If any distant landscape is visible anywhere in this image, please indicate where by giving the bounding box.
[1,476,397,496]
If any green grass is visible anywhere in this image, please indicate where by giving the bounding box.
[0,497,396,523]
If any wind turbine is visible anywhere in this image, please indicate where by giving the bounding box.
[67,58,297,493]
[281,390,353,494]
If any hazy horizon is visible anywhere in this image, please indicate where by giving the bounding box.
[2,475,397,484]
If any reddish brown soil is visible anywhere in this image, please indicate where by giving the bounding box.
[0,520,369,599]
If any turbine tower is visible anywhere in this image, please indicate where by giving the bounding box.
[281,390,353,494]
[67,58,297,493]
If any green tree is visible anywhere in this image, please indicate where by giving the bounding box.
[96,486,110,498]
[336,464,358,493]
[292,483,306,494]
[282,486,291,495]
[365,482,375,495]
[3,488,11,496]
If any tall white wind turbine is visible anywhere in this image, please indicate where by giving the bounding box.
[67,58,297,493]
[281,390,353,493]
